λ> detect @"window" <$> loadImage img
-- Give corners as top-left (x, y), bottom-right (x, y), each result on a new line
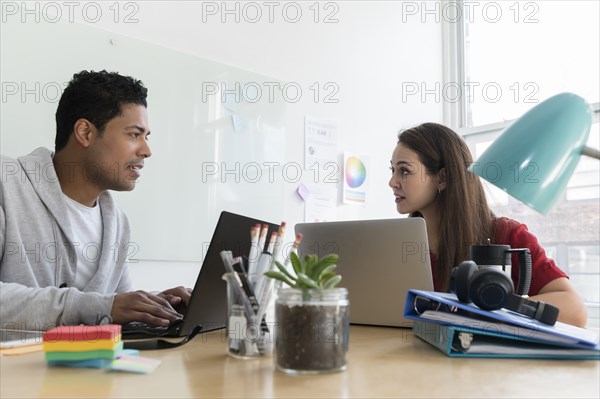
top-left (445, 0), bottom-right (600, 327)
top-left (464, 0), bottom-right (599, 127)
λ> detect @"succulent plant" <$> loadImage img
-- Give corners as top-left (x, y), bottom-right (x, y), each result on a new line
top-left (265, 252), bottom-right (342, 289)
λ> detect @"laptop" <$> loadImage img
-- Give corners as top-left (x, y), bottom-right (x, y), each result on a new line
top-left (122, 211), bottom-right (280, 341)
top-left (295, 217), bottom-right (433, 328)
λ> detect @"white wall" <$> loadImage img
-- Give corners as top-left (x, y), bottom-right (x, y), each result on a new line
top-left (1, 1), bottom-right (444, 291)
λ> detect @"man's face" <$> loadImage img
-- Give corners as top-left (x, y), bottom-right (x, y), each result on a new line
top-left (85, 103), bottom-right (152, 192)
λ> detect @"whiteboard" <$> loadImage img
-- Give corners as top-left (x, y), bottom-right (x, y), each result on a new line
top-left (0, 20), bottom-right (287, 261)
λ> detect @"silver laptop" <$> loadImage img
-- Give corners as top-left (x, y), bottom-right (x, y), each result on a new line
top-left (295, 218), bottom-right (433, 327)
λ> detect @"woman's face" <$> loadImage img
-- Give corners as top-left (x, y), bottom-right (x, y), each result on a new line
top-left (388, 143), bottom-right (440, 215)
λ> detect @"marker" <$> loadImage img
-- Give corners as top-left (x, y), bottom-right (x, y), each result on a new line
top-left (231, 258), bottom-right (270, 334)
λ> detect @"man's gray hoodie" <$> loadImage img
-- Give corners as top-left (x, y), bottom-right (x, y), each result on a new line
top-left (0, 148), bottom-right (133, 330)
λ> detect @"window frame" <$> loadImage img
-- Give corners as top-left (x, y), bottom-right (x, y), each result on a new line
top-left (442, 0), bottom-right (600, 326)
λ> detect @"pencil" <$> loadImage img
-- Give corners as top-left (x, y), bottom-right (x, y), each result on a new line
top-left (267, 232), bottom-right (278, 254)
top-left (272, 221), bottom-right (286, 262)
top-left (247, 225), bottom-right (260, 275)
top-left (257, 224), bottom-right (268, 253)
top-left (255, 233), bottom-right (304, 331)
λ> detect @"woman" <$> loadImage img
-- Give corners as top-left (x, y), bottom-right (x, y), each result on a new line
top-left (389, 122), bottom-right (587, 327)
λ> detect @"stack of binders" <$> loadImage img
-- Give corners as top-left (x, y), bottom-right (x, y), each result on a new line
top-left (404, 289), bottom-right (600, 359)
top-left (43, 325), bottom-right (124, 368)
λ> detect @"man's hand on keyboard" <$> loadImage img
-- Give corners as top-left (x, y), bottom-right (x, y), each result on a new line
top-left (158, 286), bottom-right (193, 314)
top-left (111, 290), bottom-right (184, 326)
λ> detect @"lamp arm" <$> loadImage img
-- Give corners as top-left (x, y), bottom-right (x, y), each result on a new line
top-left (582, 146), bottom-right (600, 160)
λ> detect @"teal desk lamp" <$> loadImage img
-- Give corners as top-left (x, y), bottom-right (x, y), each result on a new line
top-left (469, 92), bottom-right (598, 214)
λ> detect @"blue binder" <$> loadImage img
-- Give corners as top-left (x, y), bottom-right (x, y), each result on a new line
top-left (413, 319), bottom-right (600, 359)
top-left (404, 290), bottom-right (600, 359)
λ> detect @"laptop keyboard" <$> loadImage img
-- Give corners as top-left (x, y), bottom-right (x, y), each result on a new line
top-left (121, 319), bottom-right (184, 339)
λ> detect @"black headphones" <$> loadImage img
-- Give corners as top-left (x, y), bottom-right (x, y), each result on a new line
top-left (450, 260), bottom-right (559, 326)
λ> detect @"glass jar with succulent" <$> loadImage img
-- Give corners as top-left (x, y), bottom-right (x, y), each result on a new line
top-left (265, 252), bottom-right (349, 374)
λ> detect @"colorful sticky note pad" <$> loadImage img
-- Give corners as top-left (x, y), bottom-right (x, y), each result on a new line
top-left (44, 342), bottom-right (124, 362)
top-left (47, 358), bottom-right (112, 369)
top-left (43, 325), bottom-right (121, 343)
top-left (43, 339), bottom-right (121, 352)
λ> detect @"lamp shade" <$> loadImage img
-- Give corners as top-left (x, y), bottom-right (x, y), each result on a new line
top-left (468, 93), bottom-right (592, 214)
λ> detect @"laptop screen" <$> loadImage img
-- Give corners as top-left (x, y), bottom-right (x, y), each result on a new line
top-left (180, 211), bottom-right (281, 335)
top-left (295, 217), bottom-right (433, 327)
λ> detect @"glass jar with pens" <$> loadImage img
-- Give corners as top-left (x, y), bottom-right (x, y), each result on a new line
top-left (221, 253), bottom-right (278, 358)
top-left (222, 271), bottom-right (275, 358)
top-left (219, 222), bottom-right (287, 358)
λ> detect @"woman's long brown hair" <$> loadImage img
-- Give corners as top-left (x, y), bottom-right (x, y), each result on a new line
top-left (398, 123), bottom-right (494, 291)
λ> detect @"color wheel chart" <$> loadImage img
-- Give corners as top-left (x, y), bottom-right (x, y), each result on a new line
top-left (343, 154), bottom-right (369, 205)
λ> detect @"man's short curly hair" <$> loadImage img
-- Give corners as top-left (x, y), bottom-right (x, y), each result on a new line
top-left (55, 70), bottom-right (148, 152)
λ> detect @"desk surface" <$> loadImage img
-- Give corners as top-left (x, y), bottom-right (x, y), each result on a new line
top-left (1, 326), bottom-right (598, 398)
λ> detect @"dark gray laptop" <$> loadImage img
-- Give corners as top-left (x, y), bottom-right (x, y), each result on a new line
top-left (122, 211), bottom-right (279, 341)
top-left (295, 217), bottom-right (433, 327)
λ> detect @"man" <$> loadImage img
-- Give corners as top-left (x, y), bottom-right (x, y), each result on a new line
top-left (0, 70), bottom-right (190, 330)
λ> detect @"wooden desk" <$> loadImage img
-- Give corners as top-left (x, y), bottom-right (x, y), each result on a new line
top-left (1, 326), bottom-right (598, 398)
